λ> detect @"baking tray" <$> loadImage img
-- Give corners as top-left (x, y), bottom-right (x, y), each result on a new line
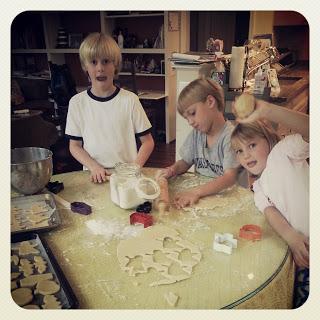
top-left (11, 193), bottom-right (61, 234)
top-left (11, 233), bottom-right (79, 309)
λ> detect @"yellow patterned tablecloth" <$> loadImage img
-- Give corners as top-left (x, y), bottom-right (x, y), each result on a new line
top-left (40, 168), bottom-right (294, 309)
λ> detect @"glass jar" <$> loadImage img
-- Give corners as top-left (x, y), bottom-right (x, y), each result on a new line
top-left (114, 162), bottom-right (141, 179)
top-left (110, 163), bottom-right (160, 210)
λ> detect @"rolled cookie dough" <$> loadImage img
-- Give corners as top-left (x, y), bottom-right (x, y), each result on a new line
top-left (234, 93), bottom-right (255, 119)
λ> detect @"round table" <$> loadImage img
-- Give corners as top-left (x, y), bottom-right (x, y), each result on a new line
top-left (42, 168), bottom-right (294, 309)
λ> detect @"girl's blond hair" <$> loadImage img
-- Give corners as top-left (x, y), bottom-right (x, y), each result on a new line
top-left (231, 120), bottom-right (280, 152)
top-left (79, 33), bottom-right (122, 75)
top-left (177, 77), bottom-right (225, 115)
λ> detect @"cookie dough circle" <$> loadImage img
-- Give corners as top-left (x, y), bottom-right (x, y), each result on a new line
top-left (12, 287), bottom-right (33, 306)
top-left (234, 93), bottom-right (255, 119)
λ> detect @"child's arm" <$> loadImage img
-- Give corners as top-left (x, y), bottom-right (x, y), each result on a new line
top-left (159, 159), bottom-right (192, 179)
top-left (236, 98), bottom-right (309, 141)
top-left (264, 206), bottom-right (309, 268)
top-left (174, 168), bottom-right (237, 209)
top-left (135, 133), bottom-right (154, 167)
top-left (69, 140), bottom-right (110, 183)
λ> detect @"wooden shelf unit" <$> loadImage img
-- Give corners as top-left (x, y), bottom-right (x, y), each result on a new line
top-left (11, 11), bottom-right (189, 143)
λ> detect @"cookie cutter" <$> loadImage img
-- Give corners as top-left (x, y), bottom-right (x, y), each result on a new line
top-left (130, 212), bottom-right (153, 228)
top-left (239, 224), bottom-right (262, 241)
top-left (213, 233), bottom-right (238, 255)
top-left (70, 202), bottom-right (92, 215)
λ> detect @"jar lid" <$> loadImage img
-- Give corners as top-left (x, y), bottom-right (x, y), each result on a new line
top-left (135, 177), bottom-right (160, 200)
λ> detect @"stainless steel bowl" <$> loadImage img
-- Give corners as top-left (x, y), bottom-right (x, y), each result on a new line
top-left (11, 147), bottom-right (53, 195)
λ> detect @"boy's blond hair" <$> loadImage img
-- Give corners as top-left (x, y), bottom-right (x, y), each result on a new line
top-left (79, 33), bottom-right (122, 75)
top-left (231, 120), bottom-right (280, 152)
top-left (177, 77), bottom-right (225, 115)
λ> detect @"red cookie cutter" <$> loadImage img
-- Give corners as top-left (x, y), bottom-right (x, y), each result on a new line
top-left (130, 212), bottom-right (153, 228)
top-left (239, 224), bottom-right (262, 241)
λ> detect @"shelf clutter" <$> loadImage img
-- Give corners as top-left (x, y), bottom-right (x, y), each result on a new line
top-left (170, 52), bottom-right (216, 65)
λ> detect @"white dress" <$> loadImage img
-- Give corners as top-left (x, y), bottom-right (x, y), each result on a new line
top-left (253, 134), bottom-right (309, 237)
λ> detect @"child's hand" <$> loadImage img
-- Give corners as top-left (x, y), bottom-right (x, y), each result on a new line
top-left (89, 163), bottom-right (110, 184)
top-left (158, 166), bottom-right (176, 179)
top-left (173, 189), bottom-right (201, 209)
top-left (232, 98), bottom-right (266, 123)
top-left (286, 229), bottom-right (309, 268)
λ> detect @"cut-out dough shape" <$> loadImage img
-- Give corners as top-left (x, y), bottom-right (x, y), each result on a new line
top-left (16, 241), bottom-right (40, 256)
top-left (11, 281), bottom-right (18, 291)
top-left (117, 225), bottom-right (201, 286)
top-left (19, 258), bottom-right (34, 277)
top-left (20, 273), bottom-right (53, 288)
top-left (11, 287), bottom-right (33, 306)
top-left (164, 291), bottom-right (179, 307)
top-left (35, 280), bottom-right (60, 295)
top-left (11, 255), bottom-right (19, 266)
top-left (34, 256), bottom-right (47, 273)
top-left (11, 272), bottom-right (21, 280)
top-left (42, 295), bottom-right (62, 309)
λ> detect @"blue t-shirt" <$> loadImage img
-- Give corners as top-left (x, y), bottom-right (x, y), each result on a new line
top-left (179, 121), bottom-right (239, 177)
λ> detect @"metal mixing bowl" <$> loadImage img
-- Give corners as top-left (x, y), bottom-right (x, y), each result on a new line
top-left (11, 147), bottom-right (53, 195)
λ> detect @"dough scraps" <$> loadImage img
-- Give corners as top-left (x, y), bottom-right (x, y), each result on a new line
top-left (164, 291), bottom-right (179, 307)
top-left (11, 287), bottom-right (33, 306)
top-left (42, 295), bottom-right (62, 309)
top-left (117, 225), bottom-right (201, 286)
top-left (35, 280), bottom-right (60, 295)
top-left (181, 186), bottom-right (254, 218)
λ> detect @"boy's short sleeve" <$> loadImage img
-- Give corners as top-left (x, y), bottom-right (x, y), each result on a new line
top-left (65, 95), bottom-right (82, 138)
top-left (132, 94), bottom-right (152, 135)
top-left (179, 131), bottom-right (196, 165)
top-left (222, 133), bottom-right (239, 170)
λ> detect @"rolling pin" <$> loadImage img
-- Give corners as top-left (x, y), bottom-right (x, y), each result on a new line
top-left (154, 172), bottom-right (170, 214)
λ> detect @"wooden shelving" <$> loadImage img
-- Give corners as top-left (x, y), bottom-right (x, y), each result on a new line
top-left (11, 10), bottom-right (187, 143)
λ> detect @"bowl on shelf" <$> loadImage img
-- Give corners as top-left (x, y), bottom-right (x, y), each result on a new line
top-left (11, 147), bottom-right (53, 195)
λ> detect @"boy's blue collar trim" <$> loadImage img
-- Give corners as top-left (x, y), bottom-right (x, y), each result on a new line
top-left (87, 86), bottom-right (120, 102)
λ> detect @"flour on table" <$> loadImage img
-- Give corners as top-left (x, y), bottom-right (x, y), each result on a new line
top-left (170, 173), bottom-right (254, 218)
top-left (86, 218), bottom-right (144, 242)
top-left (117, 225), bottom-right (201, 286)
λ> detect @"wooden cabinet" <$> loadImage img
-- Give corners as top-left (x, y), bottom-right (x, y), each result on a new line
top-left (11, 11), bottom-right (186, 143)
top-left (273, 11), bottom-right (308, 26)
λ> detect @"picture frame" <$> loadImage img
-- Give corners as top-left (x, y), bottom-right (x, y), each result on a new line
top-left (68, 33), bottom-right (83, 49)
